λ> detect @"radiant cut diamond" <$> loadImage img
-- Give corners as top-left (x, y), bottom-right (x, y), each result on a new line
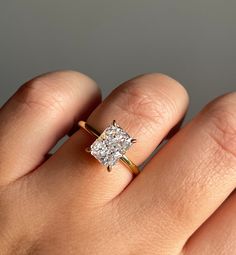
top-left (90, 121), bottom-right (134, 169)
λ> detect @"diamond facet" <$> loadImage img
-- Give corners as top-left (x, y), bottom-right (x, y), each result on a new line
top-left (90, 121), bottom-right (134, 168)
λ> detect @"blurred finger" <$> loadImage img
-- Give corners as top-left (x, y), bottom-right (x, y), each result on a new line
top-left (116, 92), bottom-right (236, 254)
top-left (183, 190), bottom-right (236, 255)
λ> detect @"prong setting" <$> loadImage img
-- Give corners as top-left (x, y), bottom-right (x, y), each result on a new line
top-left (112, 120), bottom-right (118, 127)
top-left (90, 120), bottom-right (135, 170)
top-left (107, 165), bottom-right (112, 172)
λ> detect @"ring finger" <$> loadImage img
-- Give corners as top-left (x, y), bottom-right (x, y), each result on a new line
top-left (37, 73), bottom-right (189, 204)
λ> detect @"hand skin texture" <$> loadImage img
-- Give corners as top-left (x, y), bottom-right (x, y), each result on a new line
top-left (0, 71), bottom-right (235, 255)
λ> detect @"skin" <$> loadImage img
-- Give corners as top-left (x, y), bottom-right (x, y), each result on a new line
top-left (0, 70), bottom-right (235, 255)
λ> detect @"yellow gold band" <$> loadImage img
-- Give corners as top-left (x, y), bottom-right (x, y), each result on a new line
top-left (78, 121), bottom-right (140, 176)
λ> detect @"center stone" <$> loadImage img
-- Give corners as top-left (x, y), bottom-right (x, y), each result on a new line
top-left (90, 121), bottom-right (134, 168)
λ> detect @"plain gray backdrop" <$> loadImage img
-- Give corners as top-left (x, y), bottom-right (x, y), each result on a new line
top-left (0, 1), bottom-right (235, 120)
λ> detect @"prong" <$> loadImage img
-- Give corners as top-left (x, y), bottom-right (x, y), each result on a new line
top-left (107, 165), bottom-right (112, 172)
top-left (131, 138), bottom-right (137, 143)
top-left (112, 120), bottom-right (118, 127)
top-left (85, 147), bottom-right (91, 153)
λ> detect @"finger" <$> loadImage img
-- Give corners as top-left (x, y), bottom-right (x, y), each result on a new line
top-left (0, 70), bottom-right (101, 185)
top-left (116, 92), bottom-right (236, 254)
top-left (183, 190), bottom-right (236, 255)
top-left (39, 73), bottom-right (189, 205)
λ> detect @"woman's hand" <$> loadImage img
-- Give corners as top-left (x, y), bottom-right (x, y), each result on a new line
top-left (0, 71), bottom-right (235, 255)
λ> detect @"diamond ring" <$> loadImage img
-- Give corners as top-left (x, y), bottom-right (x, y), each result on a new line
top-left (78, 120), bottom-right (140, 176)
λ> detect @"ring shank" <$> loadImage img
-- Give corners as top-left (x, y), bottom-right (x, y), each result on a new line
top-left (78, 121), bottom-right (140, 176)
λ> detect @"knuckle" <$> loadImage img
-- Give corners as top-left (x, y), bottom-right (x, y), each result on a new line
top-left (202, 92), bottom-right (236, 159)
top-left (16, 78), bottom-right (65, 113)
top-left (14, 70), bottom-right (89, 114)
top-left (114, 75), bottom-right (179, 133)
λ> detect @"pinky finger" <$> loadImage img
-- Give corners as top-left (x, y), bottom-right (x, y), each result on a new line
top-left (183, 190), bottom-right (236, 255)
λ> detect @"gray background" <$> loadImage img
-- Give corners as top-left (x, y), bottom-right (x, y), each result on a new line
top-left (0, 0), bottom-right (235, 120)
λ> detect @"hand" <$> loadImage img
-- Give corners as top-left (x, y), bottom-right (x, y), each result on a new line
top-left (0, 71), bottom-right (235, 255)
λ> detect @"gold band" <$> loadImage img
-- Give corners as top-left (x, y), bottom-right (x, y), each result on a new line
top-left (78, 121), bottom-right (140, 176)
